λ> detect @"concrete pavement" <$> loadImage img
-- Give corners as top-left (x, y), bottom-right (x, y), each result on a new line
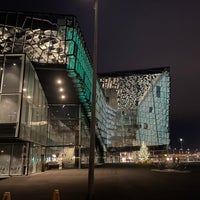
top-left (0, 165), bottom-right (200, 200)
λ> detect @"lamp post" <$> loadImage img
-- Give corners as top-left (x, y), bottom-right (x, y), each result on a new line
top-left (87, 0), bottom-right (98, 199)
top-left (179, 138), bottom-right (183, 153)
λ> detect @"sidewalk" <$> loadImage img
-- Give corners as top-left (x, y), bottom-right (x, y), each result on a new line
top-left (1, 166), bottom-right (200, 200)
top-left (0, 175), bottom-right (9, 180)
top-left (151, 168), bottom-right (191, 173)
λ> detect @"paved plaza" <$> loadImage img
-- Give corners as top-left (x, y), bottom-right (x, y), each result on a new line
top-left (0, 165), bottom-right (200, 200)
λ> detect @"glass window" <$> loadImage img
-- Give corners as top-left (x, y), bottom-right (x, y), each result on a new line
top-left (20, 56), bottom-right (48, 144)
top-left (20, 99), bottom-right (32, 140)
top-left (144, 123), bottom-right (148, 129)
top-left (10, 143), bottom-right (24, 175)
top-left (149, 107), bottom-right (153, 113)
top-left (2, 56), bottom-right (22, 93)
top-left (0, 56), bottom-right (3, 91)
top-left (156, 86), bottom-right (161, 98)
top-left (48, 105), bottom-right (79, 146)
top-left (0, 144), bottom-right (12, 175)
top-left (0, 94), bottom-right (20, 123)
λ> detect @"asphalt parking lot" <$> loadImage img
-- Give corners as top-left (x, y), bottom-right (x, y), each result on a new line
top-left (1, 165), bottom-right (200, 200)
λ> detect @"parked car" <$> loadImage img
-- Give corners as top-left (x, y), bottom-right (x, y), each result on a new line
top-left (46, 161), bottom-right (59, 170)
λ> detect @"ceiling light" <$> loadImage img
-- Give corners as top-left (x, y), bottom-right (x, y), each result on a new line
top-left (57, 79), bottom-right (62, 84)
top-left (61, 95), bottom-right (66, 99)
top-left (59, 88), bottom-right (64, 92)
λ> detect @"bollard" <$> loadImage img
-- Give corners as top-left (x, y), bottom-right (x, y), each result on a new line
top-left (52, 189), bottom-right (60, 200)
top-left (2, 192), bottom-right (11, 200)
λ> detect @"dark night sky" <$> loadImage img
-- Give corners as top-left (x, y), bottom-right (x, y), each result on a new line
top-left (1, 0), bottom-right (200, 150)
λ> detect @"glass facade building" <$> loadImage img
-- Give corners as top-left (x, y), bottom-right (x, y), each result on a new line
top-left (0, 54), bottom-right (48, 175)
top-left (98, 69), bottom-right (170, 146)
top-left (0, 11), bottom-right (170, 175)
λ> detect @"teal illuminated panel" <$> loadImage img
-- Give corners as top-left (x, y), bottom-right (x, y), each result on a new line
top-left (68, 41), bottom-right (76, 55)
top-left (67, 27), bottom-right (74, 40)
top-left (68, 56), bottom-right (76, 70)
top-left (66, 26), bottom-right (93, 119)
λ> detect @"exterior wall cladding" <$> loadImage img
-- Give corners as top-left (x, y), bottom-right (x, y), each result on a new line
top-left (0, 11), bottom-right (170, 176)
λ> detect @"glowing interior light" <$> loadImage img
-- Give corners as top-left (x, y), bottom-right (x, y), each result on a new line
top-left (61, 95), bottom-right (66, 99)
top-left (0, 68), bottom-right (3, 71)
top-left (23, 88), bottom-right (27, 91)
top-left (13, 63), bottom-right (16, 66)
top-left (57, 79), bottom-right (62, 84)
top-left (27, 95), bottom-right (31, 99)
top-left (52, 154), bottom-right (56, 158)
top-left (59, 88), bottom-right (64, 92)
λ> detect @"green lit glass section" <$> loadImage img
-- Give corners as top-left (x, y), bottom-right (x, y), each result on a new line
top-left (66, 26), bottom-right (93, 118)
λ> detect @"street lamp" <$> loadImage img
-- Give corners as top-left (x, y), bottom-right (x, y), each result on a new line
top-left (179, 138), bottom-right (183, 153)
top-left (87, 0), bottom-right (98, 199)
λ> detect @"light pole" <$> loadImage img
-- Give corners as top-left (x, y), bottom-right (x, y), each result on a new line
top-left (179, 138), bottom-right (183, 153)
top-left (87, 0), bottom-right (98, 199)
